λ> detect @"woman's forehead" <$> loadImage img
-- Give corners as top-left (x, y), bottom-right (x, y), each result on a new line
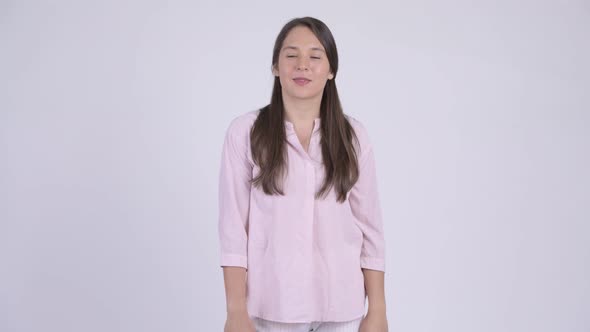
top-left (282, 27), bottom-right (324, 51)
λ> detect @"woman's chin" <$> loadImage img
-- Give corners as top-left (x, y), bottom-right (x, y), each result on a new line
top-left (285, 91), bottom-right (322, 101)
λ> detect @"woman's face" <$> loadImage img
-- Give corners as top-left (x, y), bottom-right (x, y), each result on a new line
top-left (272, 26), bottom-right (334, 102)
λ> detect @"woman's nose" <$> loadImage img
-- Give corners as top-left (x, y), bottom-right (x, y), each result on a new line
top-left (296, 59), bottom-right (310, 71)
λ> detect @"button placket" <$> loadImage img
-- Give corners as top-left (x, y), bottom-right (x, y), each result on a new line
top-left (284, 118), bottom-right (320, 162)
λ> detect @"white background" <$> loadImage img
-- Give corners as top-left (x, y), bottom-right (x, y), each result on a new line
top-left (1, 0), bottom-right (589, 331)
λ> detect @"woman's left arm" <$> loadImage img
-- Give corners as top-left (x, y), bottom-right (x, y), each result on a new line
top-left (363, 268), bottom-right (386, 315)
top-left (348, 121), bottom-right (388, 331)
top-left (361, 268), bottom-right (388, 331)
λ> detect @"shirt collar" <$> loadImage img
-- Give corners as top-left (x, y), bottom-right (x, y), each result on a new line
top-left (284, 117), bottom-right (321, 135)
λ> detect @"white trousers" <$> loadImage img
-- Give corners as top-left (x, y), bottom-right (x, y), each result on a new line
top-left (251, 315), bottom-right (364, 332)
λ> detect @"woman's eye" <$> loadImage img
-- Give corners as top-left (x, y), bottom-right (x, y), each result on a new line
top-left (286, 55), bottom-right (320, 59)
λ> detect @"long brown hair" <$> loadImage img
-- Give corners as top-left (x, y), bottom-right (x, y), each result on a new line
top-left (250, 17), bottom-right (360, 203)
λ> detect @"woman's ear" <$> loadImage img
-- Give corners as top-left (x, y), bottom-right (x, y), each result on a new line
top-left (271, 64), bottom-right (279, 77)
top-left (328, 72), bottom-right (334, 80)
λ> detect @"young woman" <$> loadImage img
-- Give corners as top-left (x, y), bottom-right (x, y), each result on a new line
top-left (218, 17), bottom-right (388, 332)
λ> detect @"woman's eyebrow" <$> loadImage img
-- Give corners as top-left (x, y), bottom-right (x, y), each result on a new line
top-left (282, 45), bottom-right (326, 53)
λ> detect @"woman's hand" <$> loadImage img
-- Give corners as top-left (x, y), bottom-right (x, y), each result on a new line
top-left (224, 309), bottom-right (256, 332)
top-left (359, 311), bottom-right (388, 332)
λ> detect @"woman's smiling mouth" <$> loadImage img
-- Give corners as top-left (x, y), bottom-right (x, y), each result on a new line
top-left (293, 78), bottom-right (311, 86)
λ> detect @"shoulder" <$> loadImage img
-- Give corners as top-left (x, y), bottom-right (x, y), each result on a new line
top-left (225, 109), bottom-right (259, 137)
top-left (345, 114), bottom-right (373, 152)
top-left (221, 110), bottom-right (259, 164)
top-left (223, 109), bottom-right (261, 149)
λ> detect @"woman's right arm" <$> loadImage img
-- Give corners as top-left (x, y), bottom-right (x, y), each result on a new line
top-left (222, 267), bottom-right (255, 332)
top-left (218, 119), bottom-right (255, 331)
top-left (223, 267), bottom-right (247, 313)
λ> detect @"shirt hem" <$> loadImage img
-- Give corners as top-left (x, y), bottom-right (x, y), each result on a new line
top-left (248, 309), bottom-right (366, 324)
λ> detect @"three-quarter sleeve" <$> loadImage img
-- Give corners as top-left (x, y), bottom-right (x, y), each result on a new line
top-left (218, 120), bottom-right (252, 270)
top-left (348, 128), bottom-right (386, 272)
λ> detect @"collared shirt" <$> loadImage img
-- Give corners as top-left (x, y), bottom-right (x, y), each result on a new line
top-left (218, 109), bottom-right (386, 323)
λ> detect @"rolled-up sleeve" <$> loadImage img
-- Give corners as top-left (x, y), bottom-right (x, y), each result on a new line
top-left (349, 130), bottom-right (386, 272)
top-left (218, 120), bottom-right (252, 270)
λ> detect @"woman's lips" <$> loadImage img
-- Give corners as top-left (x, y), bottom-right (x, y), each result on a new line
top-left (293, 78), bottom-right (311, 86)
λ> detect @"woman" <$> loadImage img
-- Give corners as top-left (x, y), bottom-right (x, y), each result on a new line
top-left (218, 17), bottom-right (388, 332)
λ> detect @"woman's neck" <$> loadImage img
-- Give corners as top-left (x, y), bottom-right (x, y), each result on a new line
top-left (282, 93), bottom-right (322, 124)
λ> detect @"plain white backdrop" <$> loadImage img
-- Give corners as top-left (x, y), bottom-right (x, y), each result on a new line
top-left (1, 1), bottom-right (589, 331)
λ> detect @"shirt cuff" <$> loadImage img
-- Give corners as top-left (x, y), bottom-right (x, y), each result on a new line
top-left (220, 253), bottom-right (248, 269)
top-left (360, 256), bottom-right (385, 272)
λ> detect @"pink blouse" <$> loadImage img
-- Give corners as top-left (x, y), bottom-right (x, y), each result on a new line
top-left (218, 109), bottom-right (386, 323)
